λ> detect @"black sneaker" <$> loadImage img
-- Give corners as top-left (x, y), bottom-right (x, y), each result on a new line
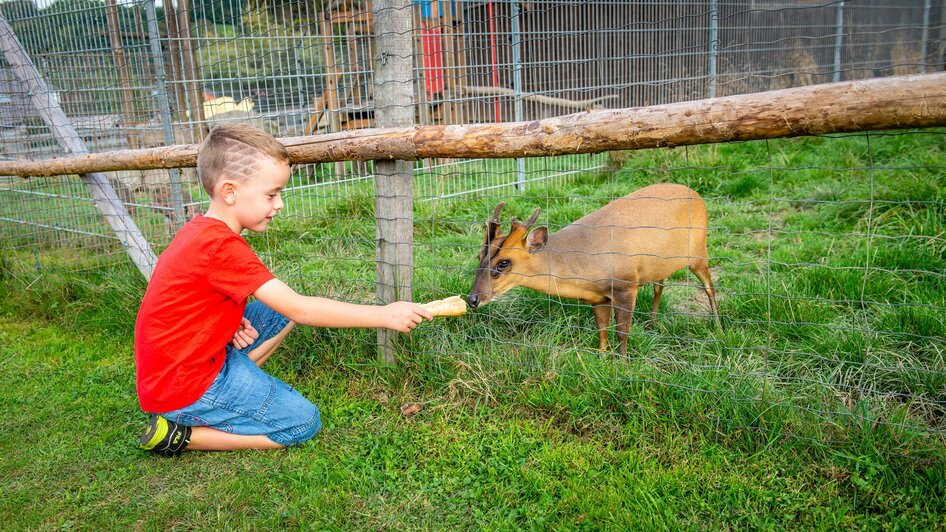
top-left (138, 414), bottom-right (192, 457)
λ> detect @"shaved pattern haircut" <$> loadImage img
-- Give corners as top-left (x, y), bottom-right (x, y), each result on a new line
top-left (197, 123), bottom-right (290, 196)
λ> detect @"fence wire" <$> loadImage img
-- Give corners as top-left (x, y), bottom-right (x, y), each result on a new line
top-left (0, 0), bottom-right (944, 449)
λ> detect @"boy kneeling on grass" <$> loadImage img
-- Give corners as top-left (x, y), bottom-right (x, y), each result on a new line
top-left (135, 123), bottom-right (432, 456)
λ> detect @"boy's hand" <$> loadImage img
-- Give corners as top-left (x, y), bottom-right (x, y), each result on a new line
top-left (231, 318), bottom-right (260, 349)
top-left (382, 301), bottom-right (433, 333)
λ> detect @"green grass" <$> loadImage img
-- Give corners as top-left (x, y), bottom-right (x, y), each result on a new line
top-left (1, 316), bottom-right (943, 529)
top-left (2, 130), bottom-right (946, 528)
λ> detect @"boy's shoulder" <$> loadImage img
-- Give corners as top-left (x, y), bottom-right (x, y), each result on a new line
top-left (161, 216), bottom-right (246, 261)
top-left (174, 215), bottom-right (236, 243)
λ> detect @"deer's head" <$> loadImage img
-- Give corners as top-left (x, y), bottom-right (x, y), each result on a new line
top-left (467, 202), bottom-right (548, 309)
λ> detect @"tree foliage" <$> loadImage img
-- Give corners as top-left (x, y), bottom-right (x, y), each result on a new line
top-left (190, 0), bottom-right (245, 25)
top-left (1, 0), bottom-right (144, 56)
top-left (197, 2), bottom-right (324, 106)
top-left (0, 0), bottom-right (326, 114)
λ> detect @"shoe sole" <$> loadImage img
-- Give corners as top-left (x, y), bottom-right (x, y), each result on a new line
top-left (139, 415), bottom-right (170, 450)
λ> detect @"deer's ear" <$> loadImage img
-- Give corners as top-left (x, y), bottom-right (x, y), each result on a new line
top-left (526, 226), bottom-right (548, 253)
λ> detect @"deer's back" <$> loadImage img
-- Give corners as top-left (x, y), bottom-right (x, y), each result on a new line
top-left (549, 183), bottom-right (709, 282)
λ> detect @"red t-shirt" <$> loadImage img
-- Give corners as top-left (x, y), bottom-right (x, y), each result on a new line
top-left (134, 215), bottom-right (275, 413)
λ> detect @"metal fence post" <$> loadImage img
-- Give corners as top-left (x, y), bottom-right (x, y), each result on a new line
top-left (833, 0), bottom-right (845, 83)
top-left (940, 0), bottom-right (946, 71)
top-left (511, 0), bottom-right (526, 190)
top-left (372, 0), bottom-right (416, 364)
top-left (920, 0), bottom-right (931, 74)
top-left (293, 42), bottom-right (307, 114)
top-left (143, 0), bottom-right (186, 225)
top-left (708, 0), bottom-right (718, 98)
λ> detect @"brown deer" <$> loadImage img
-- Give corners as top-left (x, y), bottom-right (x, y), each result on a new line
top-left (467, 183), bottom-right (722, 356)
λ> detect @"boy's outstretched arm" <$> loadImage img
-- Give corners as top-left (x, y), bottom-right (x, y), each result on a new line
top-left (253, 278), bottom-right (432, 333)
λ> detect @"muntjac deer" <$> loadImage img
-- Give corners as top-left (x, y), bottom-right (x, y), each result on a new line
top-left (467, 183), bottom-right (722, 356)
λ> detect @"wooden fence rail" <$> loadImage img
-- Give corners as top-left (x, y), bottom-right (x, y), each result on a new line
top-left (2, 72), bottom-right (945, 179)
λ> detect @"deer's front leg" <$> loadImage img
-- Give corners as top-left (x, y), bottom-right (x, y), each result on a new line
top-left (592, 303), bottom-right (612, 351)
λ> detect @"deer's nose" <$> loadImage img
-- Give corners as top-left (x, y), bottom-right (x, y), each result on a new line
top-left (467, 294), bottom-right (481, 309)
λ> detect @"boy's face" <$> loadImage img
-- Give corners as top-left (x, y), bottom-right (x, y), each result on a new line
top-left (228, 157), bottom-right (291, 233)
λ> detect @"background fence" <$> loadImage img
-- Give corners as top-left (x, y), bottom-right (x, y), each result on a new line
top-left (1, 1), bottom-right (943, 229)
top-left (1, 0), bottom-right (945, 450)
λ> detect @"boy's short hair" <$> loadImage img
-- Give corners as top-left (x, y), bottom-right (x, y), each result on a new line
top-left (196, 123), bottom-right (290, 196)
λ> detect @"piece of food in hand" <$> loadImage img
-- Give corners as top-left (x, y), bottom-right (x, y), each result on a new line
top-left (421, 295), bottom-right (468, 317)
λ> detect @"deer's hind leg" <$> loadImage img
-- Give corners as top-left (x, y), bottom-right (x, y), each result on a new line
top-left (689, 258), bottom-right (722, 332)
top-left (612, 285), bottom-right (639, 358)
top-left (648, 281), bottom-right (665, 327)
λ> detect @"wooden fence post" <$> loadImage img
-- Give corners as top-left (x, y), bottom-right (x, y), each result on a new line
top-left (372, 0), bottom-right (416, 364)
top-left (0, 14), bottom-right (157, 279)
top-left (104, 0), bottom-right (139, 148)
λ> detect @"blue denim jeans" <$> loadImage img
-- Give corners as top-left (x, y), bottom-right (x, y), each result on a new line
top-left (161, 301), bottom-right (321, 446)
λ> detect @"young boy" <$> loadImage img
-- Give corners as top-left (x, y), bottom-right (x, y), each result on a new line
top-left (135, 123), bottom-right (431, 455)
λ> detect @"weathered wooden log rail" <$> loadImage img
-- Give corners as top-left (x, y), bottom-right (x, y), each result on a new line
top-left (2, 72), bottom-right (945, 178)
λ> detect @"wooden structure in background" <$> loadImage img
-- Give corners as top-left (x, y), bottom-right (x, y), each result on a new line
top-left (309, 1), bottom-right (374, 138)
top-left (104, 0), bottom-right (139, 148)
top-left (163, 0), bottom-right (206, 142)
top-left (311, 1), bottom-right (376, 176)
top-left (306, 0), bottom-right (621, 140)
top-left (307, 0), bottom-right (474, 135)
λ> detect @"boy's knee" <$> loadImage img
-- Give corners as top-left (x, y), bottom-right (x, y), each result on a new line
top-left (294, 403), bottom-right (322, 443)
top-left (277, 401), bottom-right (321, 446)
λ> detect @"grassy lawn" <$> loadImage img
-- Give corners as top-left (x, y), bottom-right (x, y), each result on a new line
top-left (1, 131), bottom-right (945, 528)
top-left (1, 316), bottom-right (942, 529)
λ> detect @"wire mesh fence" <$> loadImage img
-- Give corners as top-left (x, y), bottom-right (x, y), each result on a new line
top-left (399, 129), bottom-right (946, 448)
top-left (0, 0), bottom-right (945, 451)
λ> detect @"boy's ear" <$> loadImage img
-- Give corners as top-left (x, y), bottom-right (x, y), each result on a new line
top-left (218, 180), bottom-right (237, 205)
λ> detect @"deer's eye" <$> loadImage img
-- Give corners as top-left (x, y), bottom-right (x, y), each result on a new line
top-left (491, 259), bottom-right (511, 278)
